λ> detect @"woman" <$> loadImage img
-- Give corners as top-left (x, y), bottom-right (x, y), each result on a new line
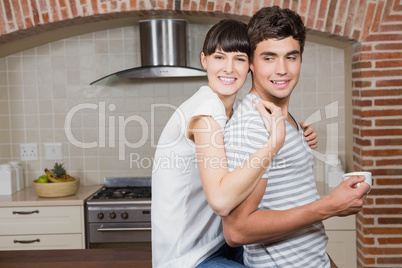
top-left (151, 19), bottom-right (317, 268)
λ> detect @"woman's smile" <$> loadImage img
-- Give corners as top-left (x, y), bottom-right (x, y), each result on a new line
top-left (219, 76), bottom-right (237, 84)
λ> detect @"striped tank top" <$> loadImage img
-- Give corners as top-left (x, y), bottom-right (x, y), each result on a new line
top-left (224, 93), bottom-right (330, 268)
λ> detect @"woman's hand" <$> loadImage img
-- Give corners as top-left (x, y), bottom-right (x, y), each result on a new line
top-left (299, 122), bottom-right (318, 149)
top-left (253, 99), bottom-right (286, 150)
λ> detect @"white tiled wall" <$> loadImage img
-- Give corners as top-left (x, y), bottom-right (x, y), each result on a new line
top-left (291, 41), bottom-right (346, 186)
top-left (0, 23), bottom-right (345, 187)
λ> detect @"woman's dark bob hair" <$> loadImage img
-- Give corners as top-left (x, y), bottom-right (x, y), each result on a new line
top-left (202, 19), bottom-right (250, 57)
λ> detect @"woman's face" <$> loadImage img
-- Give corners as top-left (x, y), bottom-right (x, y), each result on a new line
top-left (201, 48), bottom-right (249, 98)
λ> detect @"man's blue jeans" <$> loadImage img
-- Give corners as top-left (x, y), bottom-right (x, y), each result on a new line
top-left (196, 243), bottom-right (245, 267)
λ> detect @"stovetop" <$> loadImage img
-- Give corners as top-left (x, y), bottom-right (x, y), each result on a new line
top-left (86, 177), bottom-right (151, 204)
top-left (90, 186), bottom-right (151, 200)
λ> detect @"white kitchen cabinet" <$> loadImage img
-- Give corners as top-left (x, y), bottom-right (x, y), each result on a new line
top-left (0, 205), bottom-right (85, 250)
top-left (324, 215), bottom-right (357, 268)
top-left (0, 185), bottom-right (102, 251)
top-left (0, 234), bottom-right (82, 250)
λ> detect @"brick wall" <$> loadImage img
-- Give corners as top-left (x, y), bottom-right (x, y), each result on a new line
top-left (0, 0), bottom-right (401, 267)
top-left (351, 1), bottom-right (402, 264)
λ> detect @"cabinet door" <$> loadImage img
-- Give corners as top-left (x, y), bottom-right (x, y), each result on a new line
top-left (0, 206), bottom-right (82, 235)
top-left (0, 234), bottom-right (83, 250)
top-left (326, 230), bottom-right (357, 268)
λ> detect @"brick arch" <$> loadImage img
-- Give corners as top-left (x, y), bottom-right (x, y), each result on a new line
top-left (0, 0), bottom-right (384, 45)
top-left (1, 1), bottom-right (401, 267)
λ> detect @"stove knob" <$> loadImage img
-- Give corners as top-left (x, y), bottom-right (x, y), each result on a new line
top-left (110, 212), bottom-right (116, 219)
top-left (97, 213), bottom-right (104, 219)
top-left (121, 212), bottom-right (129, 220)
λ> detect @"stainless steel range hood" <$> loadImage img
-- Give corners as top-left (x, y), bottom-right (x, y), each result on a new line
top-left (90, 19), bottom-right (206, 85)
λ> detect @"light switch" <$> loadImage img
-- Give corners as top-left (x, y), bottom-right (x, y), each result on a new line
top-left (45, 143), bottom-right (63, 160)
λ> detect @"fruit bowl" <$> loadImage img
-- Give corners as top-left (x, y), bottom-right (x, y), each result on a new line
top-left (33, 178), bottom-right (80, 198)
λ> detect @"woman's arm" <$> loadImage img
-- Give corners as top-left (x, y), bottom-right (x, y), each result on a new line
top-left (189, 100), bottom-right (286, 217)
top-left (189, 101), bottom-right (319, 217)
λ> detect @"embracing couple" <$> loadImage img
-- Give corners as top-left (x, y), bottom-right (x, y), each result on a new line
top-left (152, 6), bottom-right (369, 268)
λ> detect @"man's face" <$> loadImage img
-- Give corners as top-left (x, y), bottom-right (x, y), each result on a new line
top-left (250, 37), bottom-right (302, 104)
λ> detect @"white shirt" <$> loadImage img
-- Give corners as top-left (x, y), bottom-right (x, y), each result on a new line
top-left (152, 86), bottom-right (228, 268)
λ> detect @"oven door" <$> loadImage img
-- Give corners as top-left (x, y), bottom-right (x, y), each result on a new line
top-left (88, 222), bottom-right (151, 249)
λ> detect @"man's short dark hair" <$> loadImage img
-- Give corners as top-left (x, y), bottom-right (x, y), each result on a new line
top-left (247, 6), bottom-right (306, 60)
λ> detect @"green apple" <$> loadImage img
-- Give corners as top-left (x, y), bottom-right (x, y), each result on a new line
top-left (37, 175), bottom-right (49, 183)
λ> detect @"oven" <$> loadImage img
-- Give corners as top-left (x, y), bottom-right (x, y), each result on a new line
top-left (85, 177), bottom-right (151, 249)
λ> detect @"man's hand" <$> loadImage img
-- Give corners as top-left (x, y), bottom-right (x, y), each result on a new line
top-left (300, 122), bottom-right (318, 149)
top-left (324, 175), bottom-right (369, 217)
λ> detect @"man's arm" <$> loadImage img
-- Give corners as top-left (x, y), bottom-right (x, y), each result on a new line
top-left (222, 175), bottom-right (369, 247)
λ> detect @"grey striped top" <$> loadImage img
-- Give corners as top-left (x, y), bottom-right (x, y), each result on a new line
top-left (224, 93), bottom-right (330, 268)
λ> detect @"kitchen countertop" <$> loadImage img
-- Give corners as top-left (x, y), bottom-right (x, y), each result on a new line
top-left (0, 184), bottom-right (103, 207)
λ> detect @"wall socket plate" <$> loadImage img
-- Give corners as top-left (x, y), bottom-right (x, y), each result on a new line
top-left (20, 143), bottom-right (38, 161)
top-left (45, 143), bottom-right (63, 160)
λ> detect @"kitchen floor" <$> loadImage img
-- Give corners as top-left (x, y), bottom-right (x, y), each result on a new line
top-left (0, 248), bottom-right (152, 268)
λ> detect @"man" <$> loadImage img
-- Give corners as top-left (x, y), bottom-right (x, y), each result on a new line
top-left (223, 6), bottom-right (369, 267)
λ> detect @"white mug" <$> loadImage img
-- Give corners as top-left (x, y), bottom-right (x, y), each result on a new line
top-left (342, 172), bottom-right (372, 192)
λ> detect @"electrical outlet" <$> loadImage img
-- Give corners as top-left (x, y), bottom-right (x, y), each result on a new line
top-left (20, 143), bottom-right (38, 161)
top-left (45, 143), bottom-right (62, 160)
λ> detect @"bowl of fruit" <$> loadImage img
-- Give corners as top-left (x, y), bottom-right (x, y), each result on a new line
top-left (33, 163), bottom-right (80, 198)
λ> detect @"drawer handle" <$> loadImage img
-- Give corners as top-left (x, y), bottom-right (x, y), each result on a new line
top-left (14, 239), bottom-right (40, 244)
top-left (12, 210), bottom-right (39, 215)
top-left (98, 227), bottom-right (152, 232)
